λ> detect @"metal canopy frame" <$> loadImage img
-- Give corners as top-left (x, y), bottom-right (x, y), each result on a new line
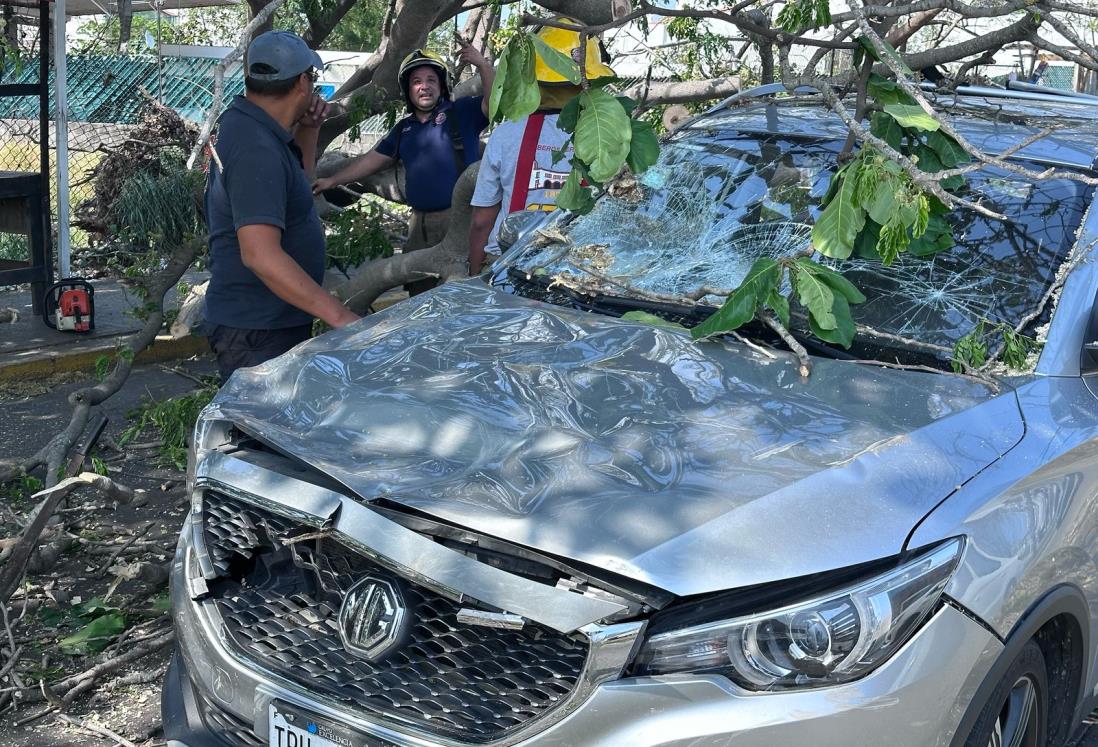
top-left (0, 0), bottom-right (53, 315)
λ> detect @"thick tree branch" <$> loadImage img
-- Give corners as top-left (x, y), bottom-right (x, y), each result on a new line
top-left (333, 164), bottom-right (480, 311)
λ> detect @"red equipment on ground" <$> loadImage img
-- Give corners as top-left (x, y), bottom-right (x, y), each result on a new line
top-left (43, 279), bottom-right (95, 333)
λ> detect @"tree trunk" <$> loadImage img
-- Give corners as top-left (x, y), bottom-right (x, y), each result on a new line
top-left (333, 163), bottom-right (480, 313)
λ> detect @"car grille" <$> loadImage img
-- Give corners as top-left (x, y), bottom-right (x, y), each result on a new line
top-left (201, 491), bottom-right (590, 744)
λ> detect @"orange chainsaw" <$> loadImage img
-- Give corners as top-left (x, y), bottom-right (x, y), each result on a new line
top-left (43, 279), bottom-right (95, 333)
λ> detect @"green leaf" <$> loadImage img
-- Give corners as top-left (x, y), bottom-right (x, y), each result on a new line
top-left (794, 263), bottom-right (837, 330)
top-left (883, 103), bottom-right (940, 132)
top-left (616, 96), bottom-right (638, 116)
top-left (488, 45), bottom-right (509, 123)
top-left (59, 612), bottom-right (126, 655)
top-left (812, 171), bottom-right (866, 259)
top-left (926, 130), bottom-right (970, 167)
top-left (858, 36), bottom-right (913, 76)
top-left (867, 74), bottom-right (904, 106)
top-left (941, 174), bottom-right (965, 191)
top-left (876, 218), bottom-right (910, 265)
top-left (620, 310), bottom-right (686, 330)
top-left (867, 179), bottom-right (898, 226)
top-left (913, 144), bottom-right (943, 173)
top-left (912, 194), bottom-right (930, 237)
top-left (870, 111), bottom-right (904, 151)
top-left (854, 220), bottom-right (883, 258)
top-left (952, 323), bottom-right (988, 372)
top-left (796, 258), bottom-right (866, 304)
top-left (530, 33), bottom-right (582, 84)
top-left (494, 37), bottom-right (541, 123)
top-left (557, 169), bottom-right (595, 212)
top-left (1001, 327), bottom-right (1039, 370)
top-left (765, 289), bottom-right (791, 327)
top-left (691, 258), bottom-right (781, 339)
top-left (808, 294), bottom-right (856, 348)
top-left (856, 36), bottom-right (880, 62)
top-left (626, 120), bottom-right (660, 174)
top-left (573, 88), bottom-right (633, 183)
top-left (558, 95), bottom-right (581, 133)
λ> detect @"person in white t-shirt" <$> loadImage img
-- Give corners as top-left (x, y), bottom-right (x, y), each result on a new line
top-left (468, 23), bottom-right (615, 275)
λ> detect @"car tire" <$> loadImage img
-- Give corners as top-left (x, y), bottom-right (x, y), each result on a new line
top-left (964, 639), bottom-right (1048, 747)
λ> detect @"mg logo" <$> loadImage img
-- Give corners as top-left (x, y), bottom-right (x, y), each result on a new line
top-left (337, 575), bottom-right (408, 661)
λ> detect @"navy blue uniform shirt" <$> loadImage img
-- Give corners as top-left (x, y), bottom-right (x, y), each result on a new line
top-left (376, 96), bottom-right (488, 212)
top-left (204, 96), bottom-right (326, 330)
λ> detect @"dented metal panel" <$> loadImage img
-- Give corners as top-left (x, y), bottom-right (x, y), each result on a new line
top-left (209, 282), bottom-right (1023, 595)
top-left (195, 450), bottom-right (627, 632)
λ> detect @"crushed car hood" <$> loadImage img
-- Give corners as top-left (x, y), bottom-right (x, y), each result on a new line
top-left (211, 281), bottom-right (1024, 596)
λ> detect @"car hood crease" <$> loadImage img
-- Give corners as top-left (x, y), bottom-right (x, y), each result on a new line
top-left (210, 281), bottom-right (1025, 595)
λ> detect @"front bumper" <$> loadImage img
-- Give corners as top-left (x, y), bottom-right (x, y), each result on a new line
top-left (167, 513), bottom-right (1004, 747)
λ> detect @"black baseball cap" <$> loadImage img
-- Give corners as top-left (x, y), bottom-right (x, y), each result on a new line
top-left (246, 31), bottom-right (323, 81)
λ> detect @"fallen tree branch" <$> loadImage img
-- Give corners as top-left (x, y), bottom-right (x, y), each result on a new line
top-left (0, 473), bottom-right (147, 607)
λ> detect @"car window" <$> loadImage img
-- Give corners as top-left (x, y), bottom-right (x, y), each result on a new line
top-left (502, 132), bottom-right (1092, 358)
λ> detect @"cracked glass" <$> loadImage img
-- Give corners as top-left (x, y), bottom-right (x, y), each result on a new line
top-left (502, 132), bottom-right (1092, 361)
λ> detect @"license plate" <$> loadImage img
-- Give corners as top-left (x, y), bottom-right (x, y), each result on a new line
top-left (268, 702), bottom-right (398, 747)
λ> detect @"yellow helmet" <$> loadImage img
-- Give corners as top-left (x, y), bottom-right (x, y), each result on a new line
top-left (534, 20), bottom-right (615, 85)
top-left (398, 49), bottom-right (453, 107)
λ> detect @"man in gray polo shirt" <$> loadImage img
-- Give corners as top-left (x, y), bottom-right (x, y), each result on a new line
top-left (204, 30), bottom-right (359, 383)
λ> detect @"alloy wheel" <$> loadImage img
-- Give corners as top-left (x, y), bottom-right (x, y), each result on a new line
top-left (987, 674), bottom-right (1039, 747)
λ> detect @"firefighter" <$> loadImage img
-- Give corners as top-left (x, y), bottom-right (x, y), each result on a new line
top-left (314, 43), bottom-right (494, 294)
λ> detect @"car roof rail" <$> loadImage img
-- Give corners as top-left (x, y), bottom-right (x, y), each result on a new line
top-left (1005, 79), bottom-right (1098, 101)
top-left (919, 80), bottom-right (1098, 108)
top-left (704, 83), bottom-right (822, 115)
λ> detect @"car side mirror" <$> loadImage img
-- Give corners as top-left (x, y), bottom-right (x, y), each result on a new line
top-left (497, 210), bottom-right (550, 251)
top-left (1082, 289), bottom-right (1098, 374)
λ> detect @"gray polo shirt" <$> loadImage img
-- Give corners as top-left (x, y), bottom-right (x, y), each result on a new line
top-left (204, 96), bottom-right (325, 330)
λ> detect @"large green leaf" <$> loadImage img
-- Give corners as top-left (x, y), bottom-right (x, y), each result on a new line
top-left (854, 220), bottom-right (883, 258)
top-left (913, 144), bottom-right (943, 173)
top-left (529, 33), bottom-right (582, 84)
top-left (796, 258), bottom-right (866, 304)
top-left (926, 130), bottom-right (970, 168)
top-left (809, 294), bottom-right (856, 348)
top-left (60, 611), bottom-right (126, 655)
top-left (573, 88), bottom-right (632, 183)
top-left (870, 111), bottom-right (904, 150)
top-left (867, 178), bottom-right (898, 225)
top-left (494, 37), bottom-right (541, 123)
top-left (558, 95), bottom-right (581, 133)
top-left (883, 103), bottom-right (940, 132)
top-left (626, 120), bottom-right (660, 174)
top-left (765, 289), bottom-right (791, 327)
top-left (691, 258), bottom-right (781, 339)
top-left (556, 168), bottom-right (595, 212)
top-left (794, 263), bottom-right (837, 330)
top-left (488, 47), bottom-right (509, 123)
top-left (856, 36), bottom-right (913, 76)
top-left (812, 172), bottom-right (866, 259)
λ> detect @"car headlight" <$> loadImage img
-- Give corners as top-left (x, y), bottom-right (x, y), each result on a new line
top-left (631, 537), bottom-right (964, 691)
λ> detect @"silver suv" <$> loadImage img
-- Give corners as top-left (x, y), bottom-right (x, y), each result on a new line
top-left (165, 86), bottom-right (1098, 747)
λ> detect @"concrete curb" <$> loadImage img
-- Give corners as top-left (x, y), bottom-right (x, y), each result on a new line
top-left (0, 334), bottom-right (210, 383)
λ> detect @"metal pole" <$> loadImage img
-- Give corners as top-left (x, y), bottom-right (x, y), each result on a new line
top-left (54, 0), bottom-right (69, 277)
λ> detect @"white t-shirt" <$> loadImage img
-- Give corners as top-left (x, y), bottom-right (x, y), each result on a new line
top-left (470, 113), bottom-right (574, 253)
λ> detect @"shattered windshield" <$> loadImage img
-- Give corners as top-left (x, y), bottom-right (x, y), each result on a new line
top-left (500, 132), bottom-right (1092, 363)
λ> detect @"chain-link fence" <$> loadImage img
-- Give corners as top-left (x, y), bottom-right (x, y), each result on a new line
top-left (0, 42), bottom-right (392, 277)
